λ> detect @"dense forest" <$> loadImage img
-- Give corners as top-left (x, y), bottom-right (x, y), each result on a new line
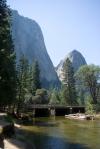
top-left (0, 0), bottom-right (100, 115)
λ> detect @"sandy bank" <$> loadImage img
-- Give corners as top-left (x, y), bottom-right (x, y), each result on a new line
top-left (4, 139), bottom-right (25, 149)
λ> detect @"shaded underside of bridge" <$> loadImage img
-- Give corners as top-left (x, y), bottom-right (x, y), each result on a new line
top-left (27, 105), bottom-right (85, 117)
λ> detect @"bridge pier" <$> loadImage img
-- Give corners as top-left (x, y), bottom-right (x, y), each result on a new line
top-left (50, 108), bottom-right (55, 116)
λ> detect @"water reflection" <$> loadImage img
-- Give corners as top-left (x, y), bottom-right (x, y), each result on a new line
top-left (33, 134), bottom-right (89, 149)
top-left (33, 120), bottom-right (59, 127)
top-left (22, 117), bottom-right (100, 149)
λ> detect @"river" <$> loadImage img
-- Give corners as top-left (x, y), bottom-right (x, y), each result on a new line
top-left (22, 116), bottom-right (100, 149)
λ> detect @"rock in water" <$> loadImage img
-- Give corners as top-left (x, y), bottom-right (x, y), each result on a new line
top-left (11, 10), bottom-right (60, 88)
top-left (56, 50), bottom-right (87, 81)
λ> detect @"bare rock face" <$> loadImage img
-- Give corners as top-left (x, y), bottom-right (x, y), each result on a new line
top-left (11, 10), bottom-right (60, 88)
top-left (56, 50), bottom-right (87, 81)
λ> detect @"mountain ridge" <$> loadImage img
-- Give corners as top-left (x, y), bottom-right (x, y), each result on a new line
top-left (11, 10), bottom-right (60, 88)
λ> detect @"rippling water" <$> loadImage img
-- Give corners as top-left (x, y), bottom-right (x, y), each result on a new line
top-left (22, 117), bottom-right (100, 149)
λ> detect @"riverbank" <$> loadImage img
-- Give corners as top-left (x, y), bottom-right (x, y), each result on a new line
top-left (1, 112), bottom-right (100, 149)
top-left (4, 138), bottom-right (25, 149)
top-left (14, 116), bottom-right (100, 149)
top-left (0, 113), bottom-right (34, 149)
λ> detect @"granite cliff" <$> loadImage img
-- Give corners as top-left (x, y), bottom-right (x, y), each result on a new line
top-left (56, 50), bottom-right (87, 81)
top-left (11, 10), bottom-right (60, 88)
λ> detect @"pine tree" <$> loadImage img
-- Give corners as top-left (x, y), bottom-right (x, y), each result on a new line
top-left (49, 89), bottom-right (60, 104)
top-left (32, 61), bottom-right (41, 94)
top-left (62, 58), bottom-right (77, 105)
top-left (28, 64), bottom-right (34, 94)
top-left (17, 55), bottom-right (29, 113)
top-left (0, 0), bottom-right (16, 107)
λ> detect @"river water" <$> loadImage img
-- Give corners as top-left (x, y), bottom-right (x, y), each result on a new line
top-left (22, 117), bottom-right (100, 149)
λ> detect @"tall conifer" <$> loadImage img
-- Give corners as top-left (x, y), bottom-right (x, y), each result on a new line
top-left (62, 58), bottom-right (77, 105)
top-left (17, 55), bottom-right (29, 112)
top-left (32, 61), bottom-right (41, 94)
top-left (0, 0), bottom-right (16, 106)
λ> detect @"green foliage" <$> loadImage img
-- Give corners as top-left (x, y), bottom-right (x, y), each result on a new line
top-left (75, 77), bottom-right (86, 105)
top-left (27, 60), bottom-right (41, 95)
top-left (0, 0), bottom-right (17, 106)
top-left (60, 86), bottom-right (69, 105)
top-left (85, 97), bottom-right (95, 115)
top-left (27, 88), bottom-right (49, 104)
top-left (76, 65), bottom-right (100, 104)
top-left (61, 58), bottom-right (77, 105)
top-left (35, 88), bottom-right (49, 104)
top-left (49, 89), bottom-right (60, 104)
top-left (16, 55), bottom-right (30, 112)
top-left (16, 57), bottom-right (42, 111)
top-left (36, 88), bottom-right (47, 96)
top-left (76, 97), bottom-right (82, 106)
top-left (95, 102), bottom-right (100, 113)
top-left (86, 102), bottom-right (94, 115)
top-left (31, 95), bottom-right (42, 104)
top-left (32, 61), bottom-right (41, 94)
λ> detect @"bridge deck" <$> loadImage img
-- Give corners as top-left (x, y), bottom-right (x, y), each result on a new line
top-left (27, 104), bottom-right (85, 109)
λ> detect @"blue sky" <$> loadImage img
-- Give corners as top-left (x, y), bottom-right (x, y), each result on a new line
top-left (7, 0), bottom-right (100, 66)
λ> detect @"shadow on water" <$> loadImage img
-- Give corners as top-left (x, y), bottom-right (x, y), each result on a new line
top-left (14, 127), bottom-right (90, 149)
top-left (33, 120), bottom-right (59, 127)
top-left (21, 117), bottom-right (59, 127)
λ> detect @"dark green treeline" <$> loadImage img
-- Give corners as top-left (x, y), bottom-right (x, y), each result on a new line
top-left (0, 0), bottom-right (16, 107)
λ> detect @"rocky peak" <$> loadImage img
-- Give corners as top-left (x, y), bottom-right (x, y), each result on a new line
top-left (56, 50), bottom-right (87, 81)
